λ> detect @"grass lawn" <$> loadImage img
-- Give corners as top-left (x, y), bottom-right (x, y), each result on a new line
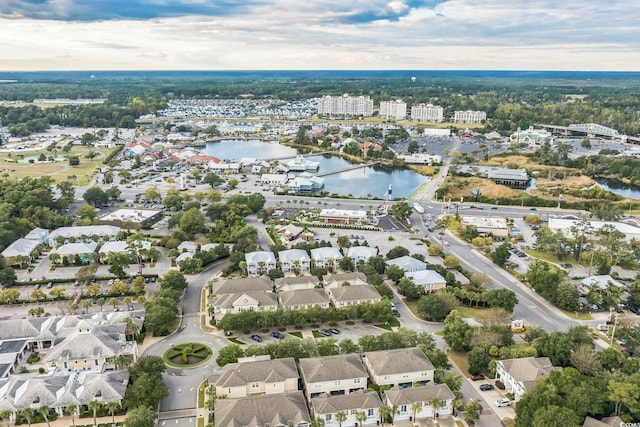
top-left (455, 305), bottom-right (495, 320)
top-left (404, 299), bottom-right (422, 318)
top-left (312, 330), bottom-right (325, 338)
top-left (289, 331), bottom-right (303, 339)
top-left (447, 349), bottom-right (471, 376)
top-left (198, 417), bottom-right (205, 427)
top-left (227, 337), bottom-right (244, 345)
top-left (503, 418), bottom-right (516, 427)
top-left (0, 146), bottom-right (116, 184)
top-left (560, 308), bottom-right (592, 321)
top-left (198, 382), bottom-right (206, 408)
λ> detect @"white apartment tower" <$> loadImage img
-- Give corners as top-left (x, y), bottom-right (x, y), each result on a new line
top-left (379, 100), bottom-right (407, 120)
top-left (317, 94), bottom-right (374, 117)
top-left (454, 110), bottom-right (487, 124)
top-left (411, 103), bottom-right (444, 123)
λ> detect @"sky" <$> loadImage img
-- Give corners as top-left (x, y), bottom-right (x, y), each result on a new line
top-left (0, 0), bottom-right (638, 71)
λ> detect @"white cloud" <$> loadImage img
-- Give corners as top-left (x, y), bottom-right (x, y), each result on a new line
top-left (0, 0), bottom-right (638, 70)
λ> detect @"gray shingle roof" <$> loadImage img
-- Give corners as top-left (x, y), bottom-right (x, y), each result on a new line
top-left (279, 289), bottom-right (330, 307)
top-left (384, 383), bottom-right (455, 406)
top-left (327, 285), bottom-right (381, 303)
top-left (299, 354), bottom-right (367, 384)
top-left (212, 277), bottom-right (272, 295)
top-left (210, 292), bottom-right (278, 310)
top-left (312, 391), bottom-right (382, 414)
top-left (215, 391), bottom-right (310, 427)
top-left (44, 324), bottom-right (126, 363)
top-left (209, 357), bottom-right (298, 388)
top-left (363, 348), bottom-right (435, 376)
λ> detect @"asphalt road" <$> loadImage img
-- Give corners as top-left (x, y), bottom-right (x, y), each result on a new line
top-left (142, 261), bottom-right (229, 413)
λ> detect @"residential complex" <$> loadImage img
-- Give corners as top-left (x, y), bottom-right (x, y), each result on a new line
top-left (410, 103), bottom-right (444, 123)
top-left (379, 100), bottom-right (407, 120)
top-left (317, 94), bottom-right (374, 117)
top-left (454, 110), bottom-right (487, 124)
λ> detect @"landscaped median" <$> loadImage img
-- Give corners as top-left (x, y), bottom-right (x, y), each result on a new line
top-left (163, 342), bottom-right (213, 368)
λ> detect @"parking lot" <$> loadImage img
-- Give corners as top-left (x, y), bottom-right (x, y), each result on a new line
top-left (468, 376), bottom-right (516, 420)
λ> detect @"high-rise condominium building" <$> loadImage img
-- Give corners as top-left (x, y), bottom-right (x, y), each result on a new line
top-left (454, 110), bottom-right (487, 124)
top-left (410, 103), bottom-right (444, 123)
top-left (379, 100), bottom-right (407, 120)
top-left (317, 94), bottom-right (374, 117)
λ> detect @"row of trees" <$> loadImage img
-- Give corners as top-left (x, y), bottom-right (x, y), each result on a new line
top-left (514, 327), bottom-right (640, 426)
top-left (143, 270), bottom-right (188, 336)
top-left (215, 300), bottom-right (396, 332)
top-left (122, 356), bottom-right (170, 427)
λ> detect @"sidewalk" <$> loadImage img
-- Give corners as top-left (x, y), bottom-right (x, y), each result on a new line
top-left (44, 414), bottom-right (127, 427)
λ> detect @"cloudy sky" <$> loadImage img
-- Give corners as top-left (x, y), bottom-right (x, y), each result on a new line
top-left (0, 0), bottom-right (638, 71)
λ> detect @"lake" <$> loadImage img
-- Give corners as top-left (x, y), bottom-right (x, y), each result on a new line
top-left (596, 179), bottom-right (640, 200)
top-left (203, 139), bottom-right (427, 198)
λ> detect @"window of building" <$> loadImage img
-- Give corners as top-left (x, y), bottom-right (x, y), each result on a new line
top-left (325, 414), bottom-right (332, 422)
top-left (252, 382), bottom-right (259, 388)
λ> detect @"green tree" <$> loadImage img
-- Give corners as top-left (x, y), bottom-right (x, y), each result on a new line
top-left (428, 397), bottom-right (442, 420)
top-left (160, 270), bottom-right (188, 292)
top-left (64, 404), bottom-right (78, 427)
top-left (490, 242), bottom-right (510, 266)
top-left (335, 411), bottom-right (347, 427)
top-left (19, 408), bottom-right (34, 427)
top-left (179, 208), bottom-right (207, 239)
top-left (386, 246), bottom-right (410, 260)
top-left (106, 401), bottom-right (121, 426)
top-left (464, 400), bottom-right (482, 423)
top-left (0, 267), bottom-right (17, 287)
top-left (203, 172), bottom-right (223, 187)
top-left (443, 310), bottom-right (471, 351)
top-left (216, 344), bottom-right (244, 367)
top-left (390, 202), bottom-right (412, 218)
top-left (410, 402), bottom-right (422, 423)
top-left (83, 186), bottom-right (108, 207)
top-left (107, 253), bottom-right (130, 279)
top-left (38, 405), bottom-right (54, 427)
top-left (227, 178), bottom-right (239, 189)
top-left (417, 292), bottom-right (458, 321)
top-left (123, 406), bottom-right (155, 427)
top-left (385, 264), bottom-right (405, 282)
top-left (378, 405), bottom-right (393, 426)
top-left (532, 405), bottom-right (581, 427)
top-left (87, 400), bottom-right (101, 427)
top-left (608, 379), bottom-right (639, 416)
top-left (355, 411), bottom-right (367, 427)
top-left (0, 409), bottom-right (12, 427)
top-left (77, 204), bottom-right (98, 221)
top-left (486, 289), bottom-right (518, 313)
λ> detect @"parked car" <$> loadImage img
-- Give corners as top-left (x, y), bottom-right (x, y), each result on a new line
top-left (271, 331), bottom-right (285, 339)
top-left (479, 384), bottom-right (494, 391)
top-left (560, 263), bottom-right (572, 269)
top-left (470, 374), bottom-right (486, 381)
top-left (328, 328), bottom-right (340, 335)
top-left (317, 329), bottom-right (332, 337)
top-left (250, 335), bottom-right (263, 342)
top-left (392, 309), bottom-right (401, 318)
top-left (495, 398), bottom-right (511, 407)
top-left (34, 283), bottom-right (41, 290)
top-left (46, 282), bottom-right (53, 289)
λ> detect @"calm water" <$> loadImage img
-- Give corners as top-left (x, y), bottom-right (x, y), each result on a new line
top-left (203, 139), bottom-right (426, 198)
top-left (596, 180), bottom-right (640, 200)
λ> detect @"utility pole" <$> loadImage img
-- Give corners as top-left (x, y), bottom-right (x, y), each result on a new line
top-left (609, 313), bottom-right (620, 346)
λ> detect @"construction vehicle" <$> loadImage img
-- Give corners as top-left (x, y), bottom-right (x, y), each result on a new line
top-left (511, 319), bottom-right (526, 333)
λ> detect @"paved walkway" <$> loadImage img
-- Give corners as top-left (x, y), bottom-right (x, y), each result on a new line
top-left (38, 414), bottom-right (127, 427)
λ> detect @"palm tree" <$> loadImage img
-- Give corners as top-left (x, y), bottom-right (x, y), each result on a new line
top-left (39, 405), bottom-right (52, 427)
top-left (428, 397), bottom-right (442, 420)
top-left (410, 402), bottom-right (422, 424)
top-left (65, 404), bottom-right (78, 427)
top-left (82, 300), bottom-right (91, 313)
top-left (335, 411), bottom-right (347, 427)
top-left (19, 408), bottom-right (34, 427)
top-left (0, 410), bottom-right (12, 427)
top-left (391, 405), bottom-right (400, 425)
top-left (355, 411), bottom-right (367, 427)
top-left (310, 417), bottom-right (325, 427)
top-left (106, 401), bottom-right (120, 426)
top-left (378, 405), bottom-right (392, 427)
top-left (109, 355), bottom-right (132, 370)
top-left (88, 400), bottom-right (101, 427)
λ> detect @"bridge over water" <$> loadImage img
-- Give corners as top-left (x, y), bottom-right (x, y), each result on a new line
top-left (315, 161), bottom-right (381, 177)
